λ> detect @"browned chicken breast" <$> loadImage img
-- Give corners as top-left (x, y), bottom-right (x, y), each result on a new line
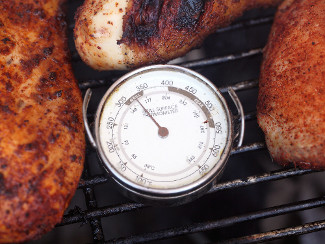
top-left (74, 0), bottom-right (283, 70)
top-left (0, 0), bottom-right (85, 242)
top-left (257, 0), bottom-right (325, 169)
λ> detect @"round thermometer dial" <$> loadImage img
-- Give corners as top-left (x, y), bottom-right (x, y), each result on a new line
top-left (90, 65), bottom-right (234, 204)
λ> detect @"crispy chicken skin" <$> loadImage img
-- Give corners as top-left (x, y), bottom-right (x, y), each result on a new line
top-left (74, 0), bottom-right (283, 70)
top-left (257, 0), bottom-right (325, 169)
top-left (0, 0), bottom-right (85, 242)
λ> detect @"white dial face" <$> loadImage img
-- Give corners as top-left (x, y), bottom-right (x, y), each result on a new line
top-left (98, 66), bottom-right (230, 194)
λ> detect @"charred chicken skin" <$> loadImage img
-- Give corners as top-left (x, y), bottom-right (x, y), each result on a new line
top-left (0, 0), bottom-right (85, 242)
top-left (257, 0), bottom-right (325, 169)
top-left (74, 0), bottom-right (283, 70)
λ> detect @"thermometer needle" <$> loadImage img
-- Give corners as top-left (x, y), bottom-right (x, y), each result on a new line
top-left (136, 99), bottom-right (169, 138)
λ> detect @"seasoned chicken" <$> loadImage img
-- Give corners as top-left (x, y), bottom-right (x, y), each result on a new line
top-left (0, 0), bottom-right (85, 242)
top-left (74, 0), bottom-right (283, 70)
top-left (257, 0), bottom-right (325, 169)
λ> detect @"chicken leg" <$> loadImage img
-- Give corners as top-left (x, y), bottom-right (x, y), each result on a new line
top-left (74, 0), bottom-right (283, 70)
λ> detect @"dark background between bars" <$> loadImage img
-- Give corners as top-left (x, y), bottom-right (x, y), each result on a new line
top-left (27, 1), bottom-right (325, 243)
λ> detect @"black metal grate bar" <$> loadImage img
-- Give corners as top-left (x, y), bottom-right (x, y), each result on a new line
top-left (79, 78), bottom-right (120, 90)
top-left (219, 79), bottom-right (259, 93)
top-left (230, 142), bottom-right (265, 155)
top-left (215, 16), bottom-right (274, 34)
top-left (222, 220), bottom-right (325, 244)
top-left (107, 196), bottom-right (325, 243)
top-left (182, 48), bottom-right (263, 69)
top-left (59, 202), bottom-right (145, 226)
top-left (81, 160), bottom-right (105, 241)
top-left (78, 175), bottom-right (108, 188)
top-left (209, 168), bottom-right (314, 193)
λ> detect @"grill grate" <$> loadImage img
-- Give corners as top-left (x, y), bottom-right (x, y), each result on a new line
top-left (109, 196), bottom-right (325, 244)
top-left (29, 2), bottom-right (325, 243)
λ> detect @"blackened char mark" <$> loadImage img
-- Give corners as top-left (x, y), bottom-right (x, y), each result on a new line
top-left (0, 172), bottom-right (19, 198)
top-left (0, 173), bottom-right (4, 193)
top-left (175, 0), bottom-right (206, 30)
top-left (119, 0), bottom-right (164, 46)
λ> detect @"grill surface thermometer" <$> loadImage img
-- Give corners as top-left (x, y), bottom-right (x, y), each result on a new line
top-left (83, 65), bottom-right (244, 205)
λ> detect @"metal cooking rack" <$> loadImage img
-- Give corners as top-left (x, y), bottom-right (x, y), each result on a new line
top-left (32, 3), bottom-right (325, 243)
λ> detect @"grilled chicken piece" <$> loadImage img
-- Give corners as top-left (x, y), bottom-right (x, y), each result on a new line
top-left (0, 0), bottom-right (85, 242)
top-left (257, 0), bottom-right (325, 169)
top-left (74, 0), bottom-right (283, 70)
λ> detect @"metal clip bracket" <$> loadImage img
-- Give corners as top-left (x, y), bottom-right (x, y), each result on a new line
top-left (83, 88), bottom-right (97, 149)
top-left (228, 87), bottom-right (245, 148)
